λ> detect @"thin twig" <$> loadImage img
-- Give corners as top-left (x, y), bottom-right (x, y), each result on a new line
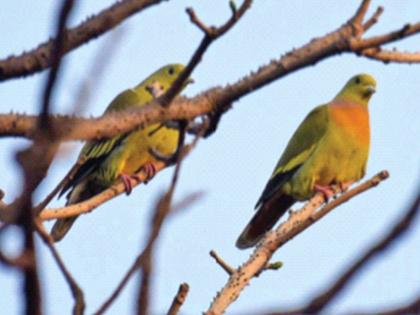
top-left (166, 283), bottom-right (190, 315)
top-left (360, 47), bottom-right (420, 63)
top-left (40, 0), bottom-right (75, 126)
top-left (34, 221), bottom-right (85, 315)
top-left (159, 0), bottom-right (253, 107)
top-left (210, 250), bottom-right (234, 275)
top-left (363, 6), bottom-right (384, 31)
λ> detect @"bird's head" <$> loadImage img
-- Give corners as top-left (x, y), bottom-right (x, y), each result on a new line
top-left (336, 73), bottom-right (377, 105)
top-left (138, 64), bottom-right (194, 98)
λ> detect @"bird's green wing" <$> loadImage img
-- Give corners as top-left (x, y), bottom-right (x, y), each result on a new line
top-left (255, 104), bottom-right (329, 207)
top-left (59, 89), bottom-right (143, 197)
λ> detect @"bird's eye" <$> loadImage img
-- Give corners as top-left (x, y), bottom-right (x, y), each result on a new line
top-left (355, 77), bottom-right (361, 84)
top-left (168, 67), bottom-right (175, 75)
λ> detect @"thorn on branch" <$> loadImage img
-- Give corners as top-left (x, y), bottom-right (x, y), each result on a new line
top-left (210, 250), bottom-right (234, 275)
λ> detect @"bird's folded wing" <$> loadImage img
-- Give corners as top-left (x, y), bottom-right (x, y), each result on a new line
top-left (255, 104), bottom-right (329, 208)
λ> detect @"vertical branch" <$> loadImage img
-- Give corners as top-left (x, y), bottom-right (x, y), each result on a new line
top-left (40, 0), bottom-right (76, 126)
top-left (13, 2), bottom-right (78, 314)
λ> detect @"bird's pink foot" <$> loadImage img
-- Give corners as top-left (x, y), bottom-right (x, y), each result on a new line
top-left (140, 162), bottom-right (157, 184)
top-left (314, 184), bottom-right (335, 202)
top-left (119, 173), bottom-right (133, 195)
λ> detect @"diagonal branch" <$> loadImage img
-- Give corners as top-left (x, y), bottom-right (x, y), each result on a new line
top-left (0, 0), bottom-right (167, 81)
top-left (268, 185), bottom-right (420, 315)
top-left (37, 160), bottom-right (166, 221)
top-left (350, 293), bottom-right (420, 315)
top-left (166, 283), bottom-right (190, 315)
top-left (1, 2), bottom-right (420, 142)
top-left (34, 222), bottom-right (85, 315)
top-left (204, 171), bottom-right (389, 315)
top-left (360, 47), bottom-right (420, 63)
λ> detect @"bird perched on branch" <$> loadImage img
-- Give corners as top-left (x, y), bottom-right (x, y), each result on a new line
top-left (236, 74), bottom-right (376, 249)
top-left (51, 64), bottom-right (192, 242)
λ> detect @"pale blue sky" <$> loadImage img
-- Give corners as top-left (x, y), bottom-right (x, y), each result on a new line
top-left (0, 1), bottom-right (419, 314)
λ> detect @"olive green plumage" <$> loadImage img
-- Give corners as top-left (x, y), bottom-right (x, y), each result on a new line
top-left (51, 64), bottom-right (189, 242)
top-left (236, 74), bottom-right (377, 249)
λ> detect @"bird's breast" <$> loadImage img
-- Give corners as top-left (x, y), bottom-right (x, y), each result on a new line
top-left (329, 102), bottom-right (370, 145)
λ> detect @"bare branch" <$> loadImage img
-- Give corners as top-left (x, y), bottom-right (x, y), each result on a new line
top-left (269, 185), bottom-right (420, 315)
top-left (159, 0), bottom-right (253, 107)
top-left (360, 47), bottom-right (420, 63)
top-left (352, 22), bottom-right (420, 51)
top-left (210, 250), bottom-right (234, 275)
top-left (34, 221), bottom-right (85, 315)
top-left (351, 293), bottom-right (420, 315)
top-left (2, 4), bottom-right (420, 142)
top-left (350, 0), bottom-right (371, 28)
top-left (363, 6), bottom-right (384, 31)
top-left (166, 283), bottom-right (190, 315)
top-left (37, 160), bottom-right (166, 221)
top-left (40, 0), bottom-right (75, 126)
top-left (0, 0), bottom-right (166, 81)
top-left (205, 171), bottom-right (389, 315)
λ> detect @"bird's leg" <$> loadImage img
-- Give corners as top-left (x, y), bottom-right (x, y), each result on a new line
top-left (314, 184), bottom-right (335, 202)
top-left (119, 163), bottom-right (157, 195)
top-left (119, 173), bottom-right (133, 195)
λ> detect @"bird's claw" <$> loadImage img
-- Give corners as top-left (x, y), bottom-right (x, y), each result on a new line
top-left (119, 163), bottom-right (157, 195)
top-left (141, 162), bottom-right (157, 184)
top-left (119, 173), bottom-right (133, 195)
top-left (314, 184), bottom-right (335, 202)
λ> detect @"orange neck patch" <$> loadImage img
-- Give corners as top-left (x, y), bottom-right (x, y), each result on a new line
top-left (330, 100), bottom-right (370, 145)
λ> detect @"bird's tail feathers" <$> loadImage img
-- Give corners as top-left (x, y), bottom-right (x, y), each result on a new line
top-left (51, 182), bottom-right (88, 242)
top-left (236, 195), bottom-right (295, 249)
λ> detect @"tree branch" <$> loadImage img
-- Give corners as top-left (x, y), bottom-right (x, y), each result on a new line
top-left (34, 222), bottom-right (85, 315)
top-left (166, 283), bottom-right (190, 315)
top-left (0, 0), bottom-right (166, 81)
top-left (351, 293), bottom-right (420, 315)
top-left (1, 3), bottom-right (420, 142)
top-left (268, 185), bottom-right (420, 315)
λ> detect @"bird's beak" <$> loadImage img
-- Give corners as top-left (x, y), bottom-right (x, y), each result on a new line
top-left (366, 85), bottom-right (376, 94)
top-left (186, 78), bottom-right (195, 85)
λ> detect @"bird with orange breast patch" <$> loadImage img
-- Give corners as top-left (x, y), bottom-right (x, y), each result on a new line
top-left (236, 74), bottom-right (376, 249)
